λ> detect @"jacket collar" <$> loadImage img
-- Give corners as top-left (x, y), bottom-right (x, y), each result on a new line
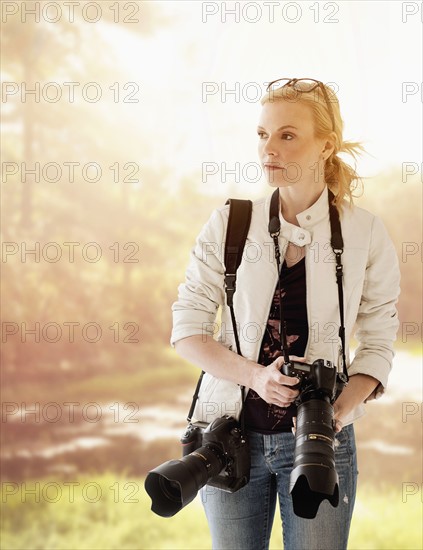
top-left (264, 186), bottom-right (330, 246)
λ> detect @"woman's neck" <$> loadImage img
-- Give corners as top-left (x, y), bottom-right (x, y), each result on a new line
top-left (279, 183), bottom-right (326, 225)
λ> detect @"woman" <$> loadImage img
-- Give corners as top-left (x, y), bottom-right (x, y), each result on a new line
top-left (170, 78), bottom-right (400, 550)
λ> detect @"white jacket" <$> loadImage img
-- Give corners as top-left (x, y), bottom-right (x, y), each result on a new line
top-left (171, 187), bottom-right (400, 426)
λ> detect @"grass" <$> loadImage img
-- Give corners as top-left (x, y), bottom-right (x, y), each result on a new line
top-left (1, 474), bottom-right (421, 550)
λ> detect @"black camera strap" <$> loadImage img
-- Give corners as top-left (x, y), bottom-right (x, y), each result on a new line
top-left (223, 199), bottom-right (253, 433)
top-left (186, 199), bottom-right (253, 424)
top-left (328, 192), bottom-right (348, 381)
top-left (223, 199), bottom-right (253, 353)
top-left (268, 187), bottom-right (349, 381)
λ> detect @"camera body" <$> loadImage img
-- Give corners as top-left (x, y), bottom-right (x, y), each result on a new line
top-left (181, 415), bottom-right (250, 492)
top-left (282, 358), bottom-right (347, 405)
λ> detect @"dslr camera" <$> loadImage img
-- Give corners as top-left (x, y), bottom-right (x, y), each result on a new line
top-left (282, 358), bottom-right (348, 519)
top-left (144, 415), bottom-right (250, 517)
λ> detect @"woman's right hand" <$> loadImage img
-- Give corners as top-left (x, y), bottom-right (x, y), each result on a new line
top-left (250, 355), bottom-right (303, 408)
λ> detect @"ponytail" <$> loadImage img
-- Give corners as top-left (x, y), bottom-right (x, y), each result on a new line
top-left (325, 140), bottom-right (366, 209)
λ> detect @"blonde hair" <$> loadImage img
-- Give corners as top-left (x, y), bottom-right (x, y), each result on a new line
top-left (261, 81), bottom-right (365, 210)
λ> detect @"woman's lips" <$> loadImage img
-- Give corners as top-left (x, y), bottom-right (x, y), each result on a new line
top-left (264, 165), bottom-right (283, 170)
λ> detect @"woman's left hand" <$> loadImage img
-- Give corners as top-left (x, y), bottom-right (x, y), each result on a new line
top-left (333, 397), bottom-right (349, 433)
top-left (332, 410), bottom-right (344, 433)
top-left (332, 373), bottom-right (380, 433)
top-left (293, 374), bottom-right (380, 435)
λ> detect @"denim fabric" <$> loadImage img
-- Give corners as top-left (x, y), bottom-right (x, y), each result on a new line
top-left (200, 424), bottom-right (357, 550)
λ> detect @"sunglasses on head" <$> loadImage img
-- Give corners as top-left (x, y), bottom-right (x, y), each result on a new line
top-left (266, 78), bottom-right (336, 132)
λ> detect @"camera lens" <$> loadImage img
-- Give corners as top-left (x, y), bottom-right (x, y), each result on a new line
top-left (158, 478), bottom-right (182, 504)
top-left (144, 445), bottom-right (224, 517)
top-left (289, 399), bottom-right (339, 518)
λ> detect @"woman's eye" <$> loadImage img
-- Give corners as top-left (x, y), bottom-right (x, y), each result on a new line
top-left (257, 132), bottom-right (294, 140)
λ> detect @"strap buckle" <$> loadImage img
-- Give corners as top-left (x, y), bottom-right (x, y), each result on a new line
top-left (224, 273), bottom-right (236, 289)
top-left (224, 273), bottom-right (236, 306)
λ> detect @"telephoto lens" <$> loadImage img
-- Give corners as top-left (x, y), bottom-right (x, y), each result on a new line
top-left (144, 443), bottom-right (224, 518)
top-left (289, 399), bottom-right (339, 519)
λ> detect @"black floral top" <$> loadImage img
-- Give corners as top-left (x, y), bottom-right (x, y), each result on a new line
top-left (243, 257), bottom-right (308, 433)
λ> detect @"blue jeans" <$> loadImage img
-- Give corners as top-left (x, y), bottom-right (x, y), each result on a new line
top-left (200, 424), bottom-right (358, 550)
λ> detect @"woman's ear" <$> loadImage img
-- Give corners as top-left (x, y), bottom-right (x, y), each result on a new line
top-left (322, 135), bottom-right (336, 159)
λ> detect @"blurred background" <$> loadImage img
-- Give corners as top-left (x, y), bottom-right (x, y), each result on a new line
top-left (1, 1), bottom-right (422, 548)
